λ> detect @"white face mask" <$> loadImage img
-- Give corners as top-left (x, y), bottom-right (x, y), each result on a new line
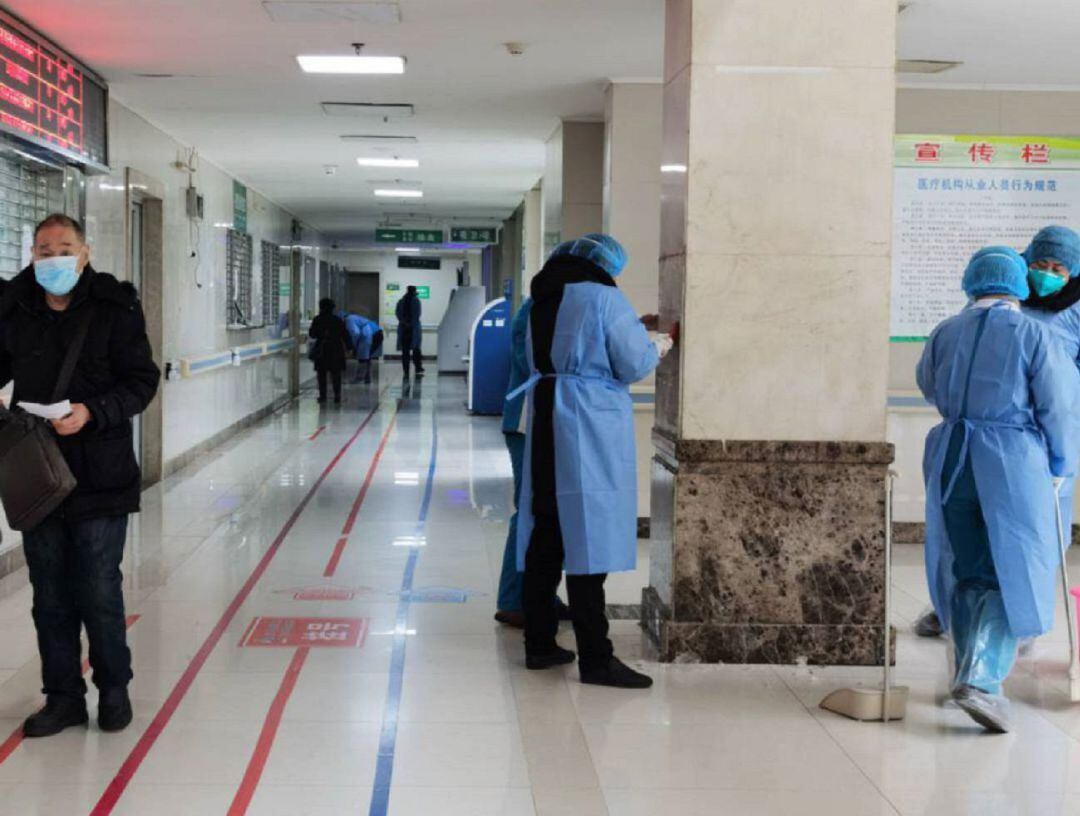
top-left (33, 256), bottom-right (80, 296)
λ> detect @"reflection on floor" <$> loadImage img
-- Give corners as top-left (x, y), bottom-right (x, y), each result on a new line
top-left (0, 372), bottom-right (1074, 814)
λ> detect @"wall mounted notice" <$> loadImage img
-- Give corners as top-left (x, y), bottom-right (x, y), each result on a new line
top-left (891, 134), bottom-right (1080, 341)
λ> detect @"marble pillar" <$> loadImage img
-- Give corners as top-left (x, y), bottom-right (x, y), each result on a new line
top-left (604, 82), bottom-right (663, 316)
top-left (643, 0), bottom-right (897, 666)
top-left (541, 121), bottom-right (605, 257)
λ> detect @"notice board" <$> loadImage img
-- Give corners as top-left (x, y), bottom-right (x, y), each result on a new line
top-left (891, 135), bottom-right (1080, 341)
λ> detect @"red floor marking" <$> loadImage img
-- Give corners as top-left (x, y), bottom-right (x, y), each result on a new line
top-left (322, 407), bottom-right (400, 577)
top-left (226, 646), bottom-right (310, 816)
top-left (322, 537), bottom-right (349, 578)
top-left (0, 614), bottom-right (141, 767)
top-left (241, 617), bottom-right (368, 649)
top-left (89, 393), bottom-right (387, 816)
top-left (308, 426), bottom-right (326, 441)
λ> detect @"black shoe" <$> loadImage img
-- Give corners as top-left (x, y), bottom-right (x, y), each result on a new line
top-left (580, 657), bottom-right (653, 689)
top-left (915, 610), bottom-right (943, 638)
top-left (495, 610), bottom-right (526, 628)
top-left (23, 696), bottom-right (89, 738)
top-left (526, 646), bottom-right (576, 670)
top-left (555, 598), bottom-right (573, 622)
top-left (98, 688), bottom-right (133, 733)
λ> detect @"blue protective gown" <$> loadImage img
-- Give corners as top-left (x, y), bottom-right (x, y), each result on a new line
top-left (515, 283), bottom-right (659, 575)
top-left (345, 314), bottom-right (382, 360)
top-left (496, 300), bottom-right (533, 612)
top-left (918, 302), bottom-right (1080, 639)
top-left (395, 294), bottom-right (423, 351)
top-left (1023, 301), bottom-right (1080, 532)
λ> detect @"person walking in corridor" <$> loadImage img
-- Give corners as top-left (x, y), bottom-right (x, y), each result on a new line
top-left (0, 214), bottom-right (160, 737)
top-left (309, 298), bottom-right (348, 403)
top-left (396, 286), bottom-right (425, 378)
top-left (514, 233), bottom-right (674, 689)
top-left (918, 246), bottom-right (1080, 733)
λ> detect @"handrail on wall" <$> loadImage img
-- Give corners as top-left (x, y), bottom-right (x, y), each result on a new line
top-left (179, 337), bottom-right (298, 378)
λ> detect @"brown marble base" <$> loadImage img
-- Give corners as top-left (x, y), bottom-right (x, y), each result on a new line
top-left (643, 587), bottom-right (892, 665)
top-left (645, 433), bottom-right (894, 666)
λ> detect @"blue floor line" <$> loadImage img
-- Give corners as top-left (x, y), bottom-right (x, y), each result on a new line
top-left (369, 402), bottom-right (438, 816)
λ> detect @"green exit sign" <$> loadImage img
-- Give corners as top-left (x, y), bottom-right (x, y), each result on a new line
top-left (376, 228), bottom-right (444, 245)
top-left (451, 227), bottom-right (497, 244)
top-left (416, 285), bottom-right (430, 299)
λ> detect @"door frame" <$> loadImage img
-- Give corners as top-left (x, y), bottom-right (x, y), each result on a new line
top-left (123, 168), bottom-right (165, 488)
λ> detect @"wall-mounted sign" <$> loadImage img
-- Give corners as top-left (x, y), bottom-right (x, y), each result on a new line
top-left (0, 10), bottom-right (109, 170)
top-left (398, 256), bottom-right (441, 270)
top-left (891, 134), bottom-right (1080, 341)
top-left (415, 285), bottom-right (430, 299)
top-left (376, 228), bottom-right (443, 244)
top-left (450, 227), bottom-right (497, 244)
top-left (233, 180), bottom-right (248, 233)
top-left (386, 283), bottom-right (401, 292)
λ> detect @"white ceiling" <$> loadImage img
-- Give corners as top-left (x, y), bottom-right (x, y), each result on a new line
top-left (5, 1), bottom-right (1076, 245)
top-left (3, 0), bottom-right (663, 245)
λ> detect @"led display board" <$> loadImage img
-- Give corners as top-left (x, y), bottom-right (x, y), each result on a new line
top-left (0, 11), bottom-right (108, 169)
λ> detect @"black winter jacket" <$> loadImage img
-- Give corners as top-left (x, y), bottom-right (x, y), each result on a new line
top-left (308, 311), bottom-right (349, 373)
top-left (0, 265), bottom-right (161, 521)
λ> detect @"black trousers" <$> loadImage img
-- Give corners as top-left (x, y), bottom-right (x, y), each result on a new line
top-left (523, 512), bottom-right (613, 670)
top-left (23, 515), bottom-right (132, 698)
top-left (317, 369), bottom-right (342, 401)
top-left (400, 329), bottom-right (424, 376)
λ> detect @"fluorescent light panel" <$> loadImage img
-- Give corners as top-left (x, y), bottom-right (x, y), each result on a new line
top-left (298, 55), bottom-right (405, 75)
top-left (395, 247), bottom-right (421, 253)
top-left (375, 189), bottom-right (423, 198)
top-left (661, 164), bottom-right (688, 173)
top-left (358, 157), bottom-right (419, 168)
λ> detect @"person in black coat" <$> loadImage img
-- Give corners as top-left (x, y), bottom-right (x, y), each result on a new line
top-left (309, 298), bottom-right (348, 403)
top-left (0, 214), bottom-right (160, 738)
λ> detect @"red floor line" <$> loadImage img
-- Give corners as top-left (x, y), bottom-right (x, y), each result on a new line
top-left (322, 536), bottom-right (350, 579)
top-left (89, 394), bottom-right (387, 816)
top-left (308, 426), bottom-right (326, 441)
top-left (323, 407), bottom-right (401, 577)
top-left (0, 614), bottom-right (142, 767)
top-left (226, 647), bottom-right (310, 816)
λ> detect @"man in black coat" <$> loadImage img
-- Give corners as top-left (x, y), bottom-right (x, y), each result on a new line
top-left (308, 298), bottom-right (348, 403)
top-left (0, 214), bottom-right (159, 737)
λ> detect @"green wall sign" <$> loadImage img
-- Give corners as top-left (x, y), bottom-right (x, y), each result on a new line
top-left (416, 285), bottom-right (430, 299)
top-left (233, 180), bottom-right (248, 233)
top-left (450, 226), bottom-right (497, 244)
top-left (375, 228), bottom-right (444, 245)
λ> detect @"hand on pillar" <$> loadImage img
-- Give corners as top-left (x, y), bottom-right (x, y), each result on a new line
top-left (669, 321), bottom-right (680, 346)
top-left (639, 313), bottom-right (660, 331)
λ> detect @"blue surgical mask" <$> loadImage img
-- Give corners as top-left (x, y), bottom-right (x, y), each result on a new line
top-left (33, 256), bottom-right (80, 296)
top-left (1029, 267), bottom-right (1068, 298)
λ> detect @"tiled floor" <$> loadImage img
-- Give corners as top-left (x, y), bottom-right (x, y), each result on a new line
top-left (0, 372), bottom-right (1077, 814)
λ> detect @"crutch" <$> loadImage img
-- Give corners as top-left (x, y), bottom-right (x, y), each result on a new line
top-left (1054, 480), bottom-right (1080, 702)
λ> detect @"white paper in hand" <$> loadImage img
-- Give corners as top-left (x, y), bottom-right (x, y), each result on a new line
top-left (19, 400), bottom-right (72, 421)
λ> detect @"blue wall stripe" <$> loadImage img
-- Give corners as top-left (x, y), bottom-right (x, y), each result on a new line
top-left (369, 399), bottom-right (438, 816)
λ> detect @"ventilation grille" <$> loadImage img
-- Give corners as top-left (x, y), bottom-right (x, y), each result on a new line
top-left (896, 59), bottom-right (961, 74)
top-left (321, 102), bottom-right (414, 119)
top-left (340, 134), bottom-right (418, 143)
top-left (263, 2), bottom-right (401, 24)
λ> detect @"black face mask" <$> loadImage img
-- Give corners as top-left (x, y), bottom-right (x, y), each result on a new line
top-left (1024, 274), bottom-right (1080, 313)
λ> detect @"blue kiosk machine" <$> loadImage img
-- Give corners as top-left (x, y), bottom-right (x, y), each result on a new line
top-left (467, 298), bottom-right (513, 415)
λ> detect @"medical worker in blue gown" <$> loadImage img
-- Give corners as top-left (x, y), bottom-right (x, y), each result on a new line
top-left (918, 246), bottom-right (1080, 733)
top-left (916, 225), bottom-right (1080, 640)
top-left (344, 313), bottom-right (384, 384)
top-left (494, 298), bottom-right (570, 628)
top-left (515, 234), bottom-right (674, 689)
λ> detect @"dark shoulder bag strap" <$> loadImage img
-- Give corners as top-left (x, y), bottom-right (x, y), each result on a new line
top-left (50, 305), bottom-right (97, 403)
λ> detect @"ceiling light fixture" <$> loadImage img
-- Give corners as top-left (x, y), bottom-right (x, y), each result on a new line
top-left (375, 189), bottom-right (423, 198)
top-left (661, 164), bottom-right (688, 173)
top-left (357, 157), bottom-right (419, 168)
top-left (298, 43), bottom-right (405, 75)
top-left (395, 247), bottom-right (421, 253)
